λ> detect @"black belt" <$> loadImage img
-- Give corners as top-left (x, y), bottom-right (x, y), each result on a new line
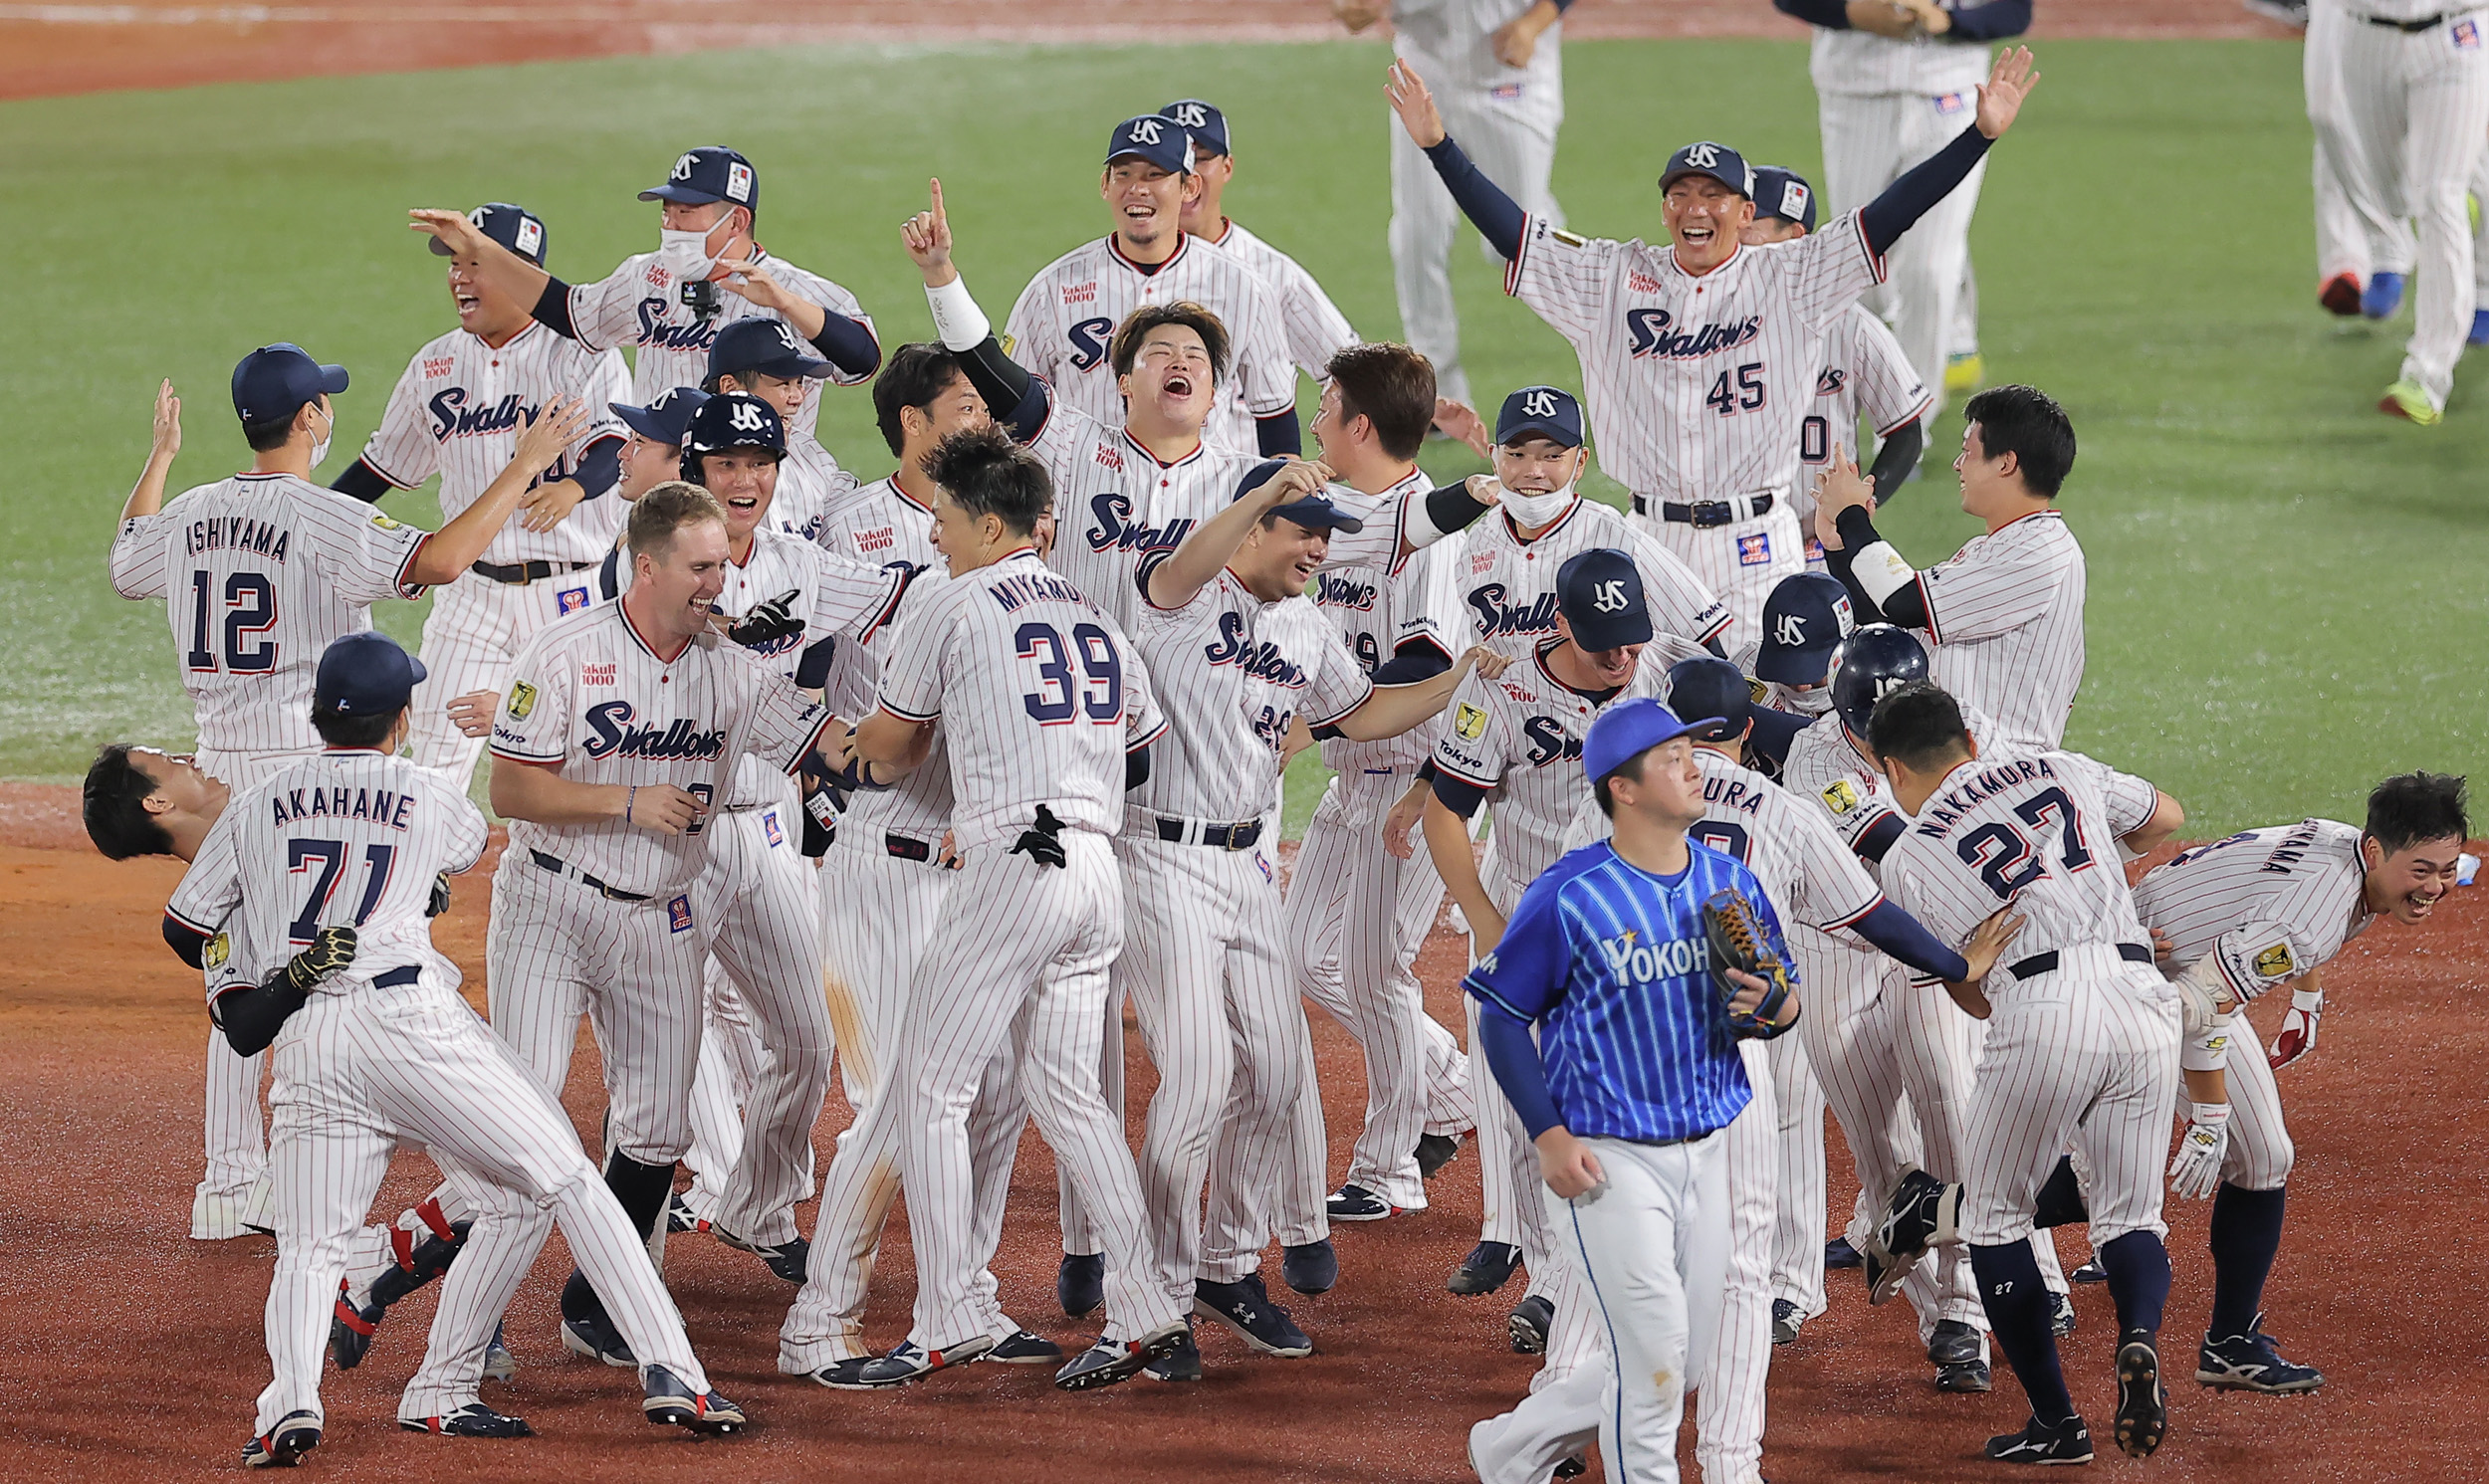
top-left (2363, 11), bottom-right (2455, 30)
top-left (884, 832), bottom-right (934, 863)
top-left (2007, 943), bottom-right (2153, 981)
top-left (472, 558), bottom-right (595, 585)
top-left (1156, 816), bottom-right (1263, 850)
top-left (372, 965), bottom-right (419, 988)
top-left (1633, 492), bottom-right (1775, 529)
top-left (529, 849), bottom-right (652, 903)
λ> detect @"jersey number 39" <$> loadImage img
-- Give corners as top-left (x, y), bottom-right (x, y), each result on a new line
top-left (1017, 621), bottom-right (1125, 725)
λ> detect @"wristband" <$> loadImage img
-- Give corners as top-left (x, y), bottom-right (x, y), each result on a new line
top-left (1850, 539), bottom-right (1917, 607)
top-left (2289, 985), bottom-right (2323, 1014)
top-left (626, 785), bottom-right (638, 824)
top-left (2186, 1101), bottom-right (2231, 1130)
top-left (923, 274), bottom-right (990, 351)
top-left (2180, 1013), bottom-right (2235, 1073)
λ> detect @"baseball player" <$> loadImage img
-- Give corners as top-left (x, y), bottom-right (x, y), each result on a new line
top-left (700, 317), bottom-right (857, 540)
top-left (611, 387), bottom-right (710, 503)
top-left (331, 203), bottom-right (631, 788)
top-left (1282, 342), bottom-right (1478, 1233)
top-left (2325, 3), bottom-right (2489, 420)
top-left (469, 482), bottom-right (853, 1369)
top-left (1116, 460), bottom-right (1506, 1379)
top-left (1007, 116), bottom-right (1301, 457)
top-left (840, 426), bottom-right (1192, 1391)
top-left (1738, 165), bottom-right (1931, 563)
top-left (1463, 697), bottom-right (1800, 1484)
top-left (410, 144), bottom-right (878, 446)
top-left (1338, 0), bottom-right (1571, 410)
top-left (109, 360), bottom-right (587, 1242)
top-left (781, 352), bottom-right (1062, 1386)
top-left (2306, 0), bottom-right (2415, 317)
top-left (1389, 47), bottom-right (2039, 633)
top-left (161, 632), bottom-right (744, 1459)
top-left (1815, 383), bottom-right (2084, 749)
top-left (1771, 0), bottom-right (2032, 417)
top-left (2130, 771), bottom-right (2470, 1394)
top-left (1162, 99), bottom-right (1363, 394)
top-left (1864, 681), bottom-right (2183, 1464)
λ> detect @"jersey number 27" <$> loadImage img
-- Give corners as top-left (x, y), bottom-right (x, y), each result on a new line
top-left (1956, 786), bottom-right (2093, 901)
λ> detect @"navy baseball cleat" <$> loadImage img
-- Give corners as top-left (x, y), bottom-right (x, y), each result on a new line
top-left (1060, 1319), bottom-right (1191, 1390)
top-left (1282, 1237), bottom-right (1338, 1295)
top-left (1415, 1132), bottom-right (1463, 1178)
top-left (988, 1329), bottom-right (1066, 1365)
top-left (715, 1226), bottom-right (809, 1284)
top-left (2071, 1256), bottom-right (2108, 1284)
top-left (1770, 1298), bottom-right (1802, 1347)
top-left (2363, 270), bottom-right (2405, 318)
top-left (1507, 1294), bottom-right (1554, 1355)
top-left (1448, 1240), bottom-right (1521, 1296)
top-left (805, 1357), bottom-right (878, 1389)
top-left (1824, 1236), bottom-right (1863, 1269)
top-left (2050, 1291), bottom-right (2077, 1338)
top-left (1195, 1274), bottom-right (1313, 1358)
top-left (853, 1336), bottom-right (995, 1387)
top-left (2114, 1334), bottom-right (2167, 1458)
top-left (1927, 1320), bottom-right (1981, 1367)
top-left (242, 1411), bottom-right (322, 1468)
top-left (400, 1402), bottom-right (534, 1438)
top-left (560, 1311), bottom-right (635, 1369)
top-left (1985, 1413), bottom-right (2093, 1465)
top-left (2471, 309), bottom-right (2489, 346)
top-left (1057, 1251), bottom-right (1104, 1317)
top-left (1875, 1166), bottom-right (1960, 1276)
top-left (642, 1367), bottom-right (747, 1433)
top-left (2197, 1314), bottom-right (2324, 1393)
top-left (1326, 1183), bottom-right (1396, 1221)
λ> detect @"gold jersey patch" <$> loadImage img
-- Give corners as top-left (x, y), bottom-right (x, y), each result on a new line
top-left (1748, 677), bottom-right (1771, 704)
top-left (1821, 779), bottom-right (1861, 814)
top-left (1454, 702), bottom-right (1488, 742)
top-left (203, 932), bottom-right (230, 970)
top-left (507, 681), bottom-right (538, 721)
top-left (1549, 228), bottom-right (1587, 247)
top-left (370, 513), bottom-right (403, 530)
top-left (2253, 943), bottom-right (2296, 979)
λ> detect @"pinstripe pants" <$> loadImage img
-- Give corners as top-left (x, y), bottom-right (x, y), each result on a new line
top-left (1471, 859), bottom-right (1561, 1293)
top-left (259, 977), bottom-right (707, 1433)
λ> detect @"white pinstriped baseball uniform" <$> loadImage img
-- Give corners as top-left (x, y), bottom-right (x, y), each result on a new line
top-left (2132, 820), bottom-right (2374, 1192)
top-left (1805, 15), bottom-right (1995, 426)
top-left (1456, 498), bottom-right (1729, 651)
top-left (2307, 0), bottom-right (2416, 286)
top-left (1282, 489), bottom-right (1476, 1219)
top-left (1430, 643), bottom-right (1665, 1287)
top-left (872, 546), bottom-right (1188, 1349)
top-left (1793, 306), bottom-right (1932, 556)
top-left (1006, 231), bottom-right (1298, 456)
top-left (1118, 568), bottom-right (1374, 1300)
top-left (678, 529), bottom-right (912, 1246)
top-left (1199, 218), bottom-right (1360, 383)
top-left (1879, 747), bottom-right (2175, 1250)
top-left (1030, 400), bottom-right (1264, 638)
top-left (167, 748), bottom-right (717, 1433)
top-left (1902, 509), bottom-right (2085, 750)
top-left (112, 475), bottom-right (436, 1219)
top-left (348, 322), bottom-right (631, 785)
top-left (1503, 207), bottom-right (1889, 633)
top-left (769, 433), bottom-right (863, 546)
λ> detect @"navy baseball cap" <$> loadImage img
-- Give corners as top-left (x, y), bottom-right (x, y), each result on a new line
top-left (1754, 571), bottom-right (1855, 685)
top-left (428, 202), bottom-right (548, 265)
top-left (611, 386), bottom-right (710, 446)
top-left (1750, 166), bottom-right (1818, 232)
top-left (1496, 385), bottom-right (1584, 449)
top-left (1556, 548), bottom-right (1653, 651)
top-left (1665, 656), bottom-right (1753, 742)
top-left (709, 318), bottom-right (831, 382)
top-left (314, 632), bottom-right (426, 718)
top-left (1660, 140), bottom-right (1755, 198)
top-left (1106, 113), bottom-right (1196, 175)
top-left (640, 145), bottom-right (759, 215)
top-left (1234, 462), bottom-right (1365, 533)
top-left (1582, 699), bottom-right (1722, 786)
top-left (683, 390), bottom-right (786, 460)
top-left (1159, 99), bottom-right (1231, 156)
top-left (233, 343), bottom-right (348, 427)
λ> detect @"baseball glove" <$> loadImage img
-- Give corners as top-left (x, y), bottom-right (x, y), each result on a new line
top-left (283, 925), bottom-right (359, 993)
top-left (1702, 889), bottom-right (1794, 1038)
top-left (426, 871), bottom-right (452, 918)
top-left (727, 588), bottom-right (805, 648)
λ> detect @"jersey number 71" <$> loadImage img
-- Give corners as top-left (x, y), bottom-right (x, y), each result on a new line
top-left (289, 839), bottom-right (396, 943)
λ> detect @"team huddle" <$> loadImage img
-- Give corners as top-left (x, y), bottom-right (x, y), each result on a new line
top-left (80, 31), bottom-right (2475, 1484)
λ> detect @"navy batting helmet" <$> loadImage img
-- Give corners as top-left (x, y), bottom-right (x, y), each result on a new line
top-left (680, 390), bottom-right (785, 485)
top-left (1827, 624), bottom-right (1928, 738)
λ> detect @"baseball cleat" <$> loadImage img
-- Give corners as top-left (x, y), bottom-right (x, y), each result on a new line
top-left (400, 1402), bottom-right (534, 1438)
top-left (642, 1367), bottom-right (747, 1433)
top-left (1060, 1319), bottom-right (1191, 1390)
top-left (484, 1324), bottom-right (517, 1382)
top-left (1507, 1294), bottom-right (1554, 1355)
top-left (1415, 1132), bottom-right (1464, 1179)
top-left (2379, 379), bottom-right (2443, 425)
top-left (1448, 1240), bottom-right (1521, 1296)
top-left (1326, 1183), bottom-right (1397, 1222)
top-left (1195, 1274), bottom-right (1313, 1358)
top-left (1554, 1458), bottom-right (1588, 1478)
top-left (1937, 1359), bottom-right (1993, 1392)
top-left (804, 1358), bottom-right (879, 1389)
top-left (2319, 272), bottom-right (2363, 317)
top-left (987, 1329), bottom-right (1065, 1365)
top-left (2197, 1315), bottom-right (2324, 1393)
top-left (2115, 1335), bottom-right (2167, 1458)
top-left (2050, 1291), bottom-right (2078, 1339)
top-left (1057, 1251), bottom-right (1105, 1318)
top-left (1282, 1237), bottom-right (1338, 1295)
top-left (330, 1280), bottom-right (383, 1371)
top-left (1984, 1413), bottom-right (2093, 1465)
top-left (241, 1411), bottom-right (322, 1468)
top-left (1141, 1320), bottom-right (1204, 1382)
top-left (1770, 1298), bottom-right (1803, 1347)
top-left (2362, 270), bottom-right (2405, 318)
top-left (665, 1192), bottom-right (710, 1235)
top-left (2471, 309), bottom-right (2489, 346)
top-left (714, 1226), bottom-right (809, 1284)
top-left (1862, 1242), bottom-right (1915, 1307)
top-left (1824, 1236), bottom-right (1863, 1270)
top-left (2071, 1257), bottom-right (2108, 1284)
top-left (1927, 1319), bottom-right (1982, 1367)
top-left (560, 1312), bottom-right (636, 1369)
top-left (854, 1335), bottom-right (995, 1387)
top-left (1944, 351), bottom-right (1984, 395)
top-left (1875, 1167), bottom-right (1961, 1273)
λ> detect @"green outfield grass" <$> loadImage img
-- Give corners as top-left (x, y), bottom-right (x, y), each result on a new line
top-left (6, 38), bottom-right (2483, 836)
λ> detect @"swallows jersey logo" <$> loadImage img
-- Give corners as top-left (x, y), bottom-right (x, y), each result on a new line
top-left (1815, 367), bottom-right (1847, 396)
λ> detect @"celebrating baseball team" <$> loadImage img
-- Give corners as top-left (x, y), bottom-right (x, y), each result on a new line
top-left (78, 0), bottom-right (2480, 1478)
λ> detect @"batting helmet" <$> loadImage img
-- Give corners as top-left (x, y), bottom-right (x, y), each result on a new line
top-left (680, 390), bottom-right (785, 485)
top-left (1827, 624), bottom-right (1928, 739)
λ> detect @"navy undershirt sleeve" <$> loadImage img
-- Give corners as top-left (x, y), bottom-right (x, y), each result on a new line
top-left (1255, 405), bottom-right (1302, 458)
top-left (331, 460), bottom-right (394, 504)
top-left (1421, 137), bottom-right (1528, 262)
top-left (1860, 126), bottom-right (1994, 257)
top-left (1948, 0), bottom-right (2033, 40)
top-left (569, 435), bottom-right (621, 500)
top-left (1773, 0), bottom-right (1853, 25)
top-left (1867, 419), bottom-right (1923, 505)
top-left (808, 310), bottom-right (881, 379)
top-left (1848, 899), bottom-right (1971, 981)
top-left (531, 276), bottom-right (578, 338)
top-left (1476, 1003), bottom-right (1564, 1141)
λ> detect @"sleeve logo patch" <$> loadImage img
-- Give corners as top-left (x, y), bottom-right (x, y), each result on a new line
top-left (1454, 702), bottom-right (1488, 741)
top-left (203, 933), bottom-right (230, 970)
top-left (370, 514), bottom-right (404, 530)
top-left (2252, 943), bottom-right (2296, 979)
top-left (1820, 779), bottom-right (1860, 815)
top-left (506, 681), bottom-right (538, 720)
top-left (667, 894), bottom-right (694, 934)
top-left (1747, 677), bottom-right (1771, 704)
top-left (1549, 228), bottom-right (1586, 248)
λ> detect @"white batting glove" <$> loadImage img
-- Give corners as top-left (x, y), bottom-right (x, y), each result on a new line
top-left (2268, 986), bottom-right (2322, 1071)
top-left (2167, 1102), bottom-right (2230, 1200)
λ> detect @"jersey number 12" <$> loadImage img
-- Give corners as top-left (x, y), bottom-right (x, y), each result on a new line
top-left (187, 570), bottom-right (279, 674)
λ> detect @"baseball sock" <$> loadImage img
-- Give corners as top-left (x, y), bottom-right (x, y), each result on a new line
top-left (563, 1153), bottom-right (678, 1324)
top-left (2097, 1229), bottom-right (2172, 1339)
top-left (1969, 1240), bottom-right (2074, 1423)
top-left (2205, 1182), bottom-right (2287, 1338)
top-left (2031, 1157), bottom-right (2088, 1229)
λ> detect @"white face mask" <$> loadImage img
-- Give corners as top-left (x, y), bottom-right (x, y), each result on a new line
top-left (1780, 683), bottom-right (1833, 717)
top-left (656, 213), bottom-right (732, 280)
top-left (1500, 478), bottom-right (1577, 528)
top-left (308, 401), bottom-right (334, 470)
